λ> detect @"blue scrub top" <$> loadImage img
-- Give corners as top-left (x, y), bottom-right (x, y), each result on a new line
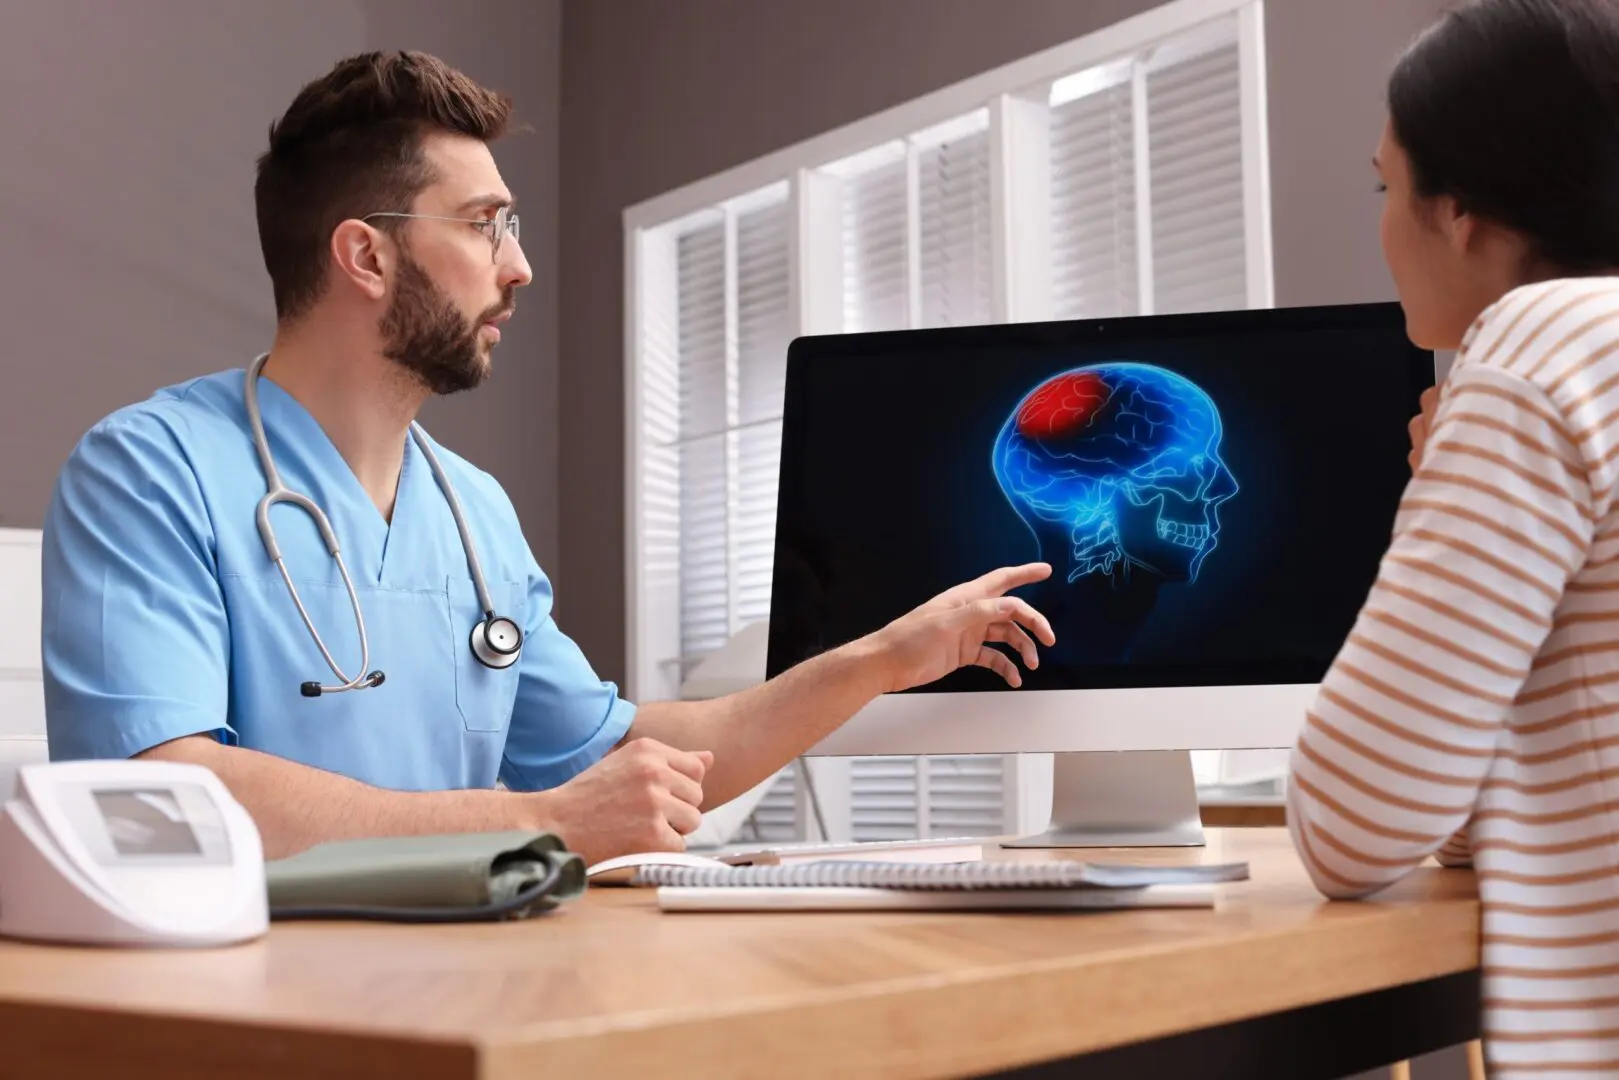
top-left (40, 368), bottom-right (636, 792)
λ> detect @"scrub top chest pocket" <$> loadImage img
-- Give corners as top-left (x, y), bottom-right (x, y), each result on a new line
top-left (448, 575), bottom-right (523, 732)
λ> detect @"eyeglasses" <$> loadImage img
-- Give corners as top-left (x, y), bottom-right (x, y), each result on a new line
top-left (361, 205), bottom-right (520, 262)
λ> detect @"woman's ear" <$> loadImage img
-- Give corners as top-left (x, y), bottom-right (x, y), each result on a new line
top-left (329, 219), bottom-right (390, 303)
top-left (1435, 195), bottom-right (1479, 256)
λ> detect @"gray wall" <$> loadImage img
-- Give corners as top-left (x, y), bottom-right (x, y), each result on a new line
top-left (0, 0), bottom-right (562, 571)
top-left (556, 0), bottom-right (1445, 689)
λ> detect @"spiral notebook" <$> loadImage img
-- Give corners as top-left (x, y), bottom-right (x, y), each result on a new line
top-left (634, 859), bottom-right (1248, 890)
top-left (636, 859), bottom-right (1248, 912)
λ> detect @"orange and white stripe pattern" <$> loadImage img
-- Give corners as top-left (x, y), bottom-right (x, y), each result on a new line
top-left (1287, 276), bottom-right (1619, 1077)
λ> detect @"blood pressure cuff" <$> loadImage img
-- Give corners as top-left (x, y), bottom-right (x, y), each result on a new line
top-left (265, 830), bottom-right (586, 923)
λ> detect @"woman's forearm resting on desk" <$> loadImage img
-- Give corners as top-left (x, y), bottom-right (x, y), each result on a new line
top-left (1286, 365), bottom-right (1589, 898)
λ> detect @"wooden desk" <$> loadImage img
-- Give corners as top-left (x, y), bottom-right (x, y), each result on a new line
top-left (0, 828), bottom-right (1479, 1080)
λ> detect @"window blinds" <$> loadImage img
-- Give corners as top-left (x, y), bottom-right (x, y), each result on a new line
top-left (734, 199), bottom-right (791, 631)
top-left (848, 755), bottom-right (1008, 840)
top-left (840, 152), bottom-right (908, 334)
top-left (837, 114), bottom-right (993, 334)
top-left (1147, 40), bottom-right (1246, 315)
top-left (664, 192), bottom-right (792, 678)
top-left (1050, 77), bottom-right (1138, 320)
top-left (1049, 28), bottom-right (1246, 319)
top-left (918, 128), bottom-right (993, 329)
top-left (673, 222), bottom-right (729, 671)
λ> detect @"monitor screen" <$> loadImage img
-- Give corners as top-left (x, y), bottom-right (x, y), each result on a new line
top-left (766, 303), bottom-right (1433, 693)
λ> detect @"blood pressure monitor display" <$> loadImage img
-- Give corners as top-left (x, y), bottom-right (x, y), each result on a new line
top-left (93, 789), bottom-right (204, 856)
top-left (80, 781), bottom-right (233, 866)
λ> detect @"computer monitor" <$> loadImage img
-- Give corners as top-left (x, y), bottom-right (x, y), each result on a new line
top-left (765, 301), bottom-right (1434, 847)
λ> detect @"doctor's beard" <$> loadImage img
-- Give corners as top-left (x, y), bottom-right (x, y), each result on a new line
top-left (380, 252), bottom-right (515, 396)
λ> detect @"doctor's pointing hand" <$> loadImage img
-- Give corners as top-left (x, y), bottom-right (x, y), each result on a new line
top-left (38, 50), bottom-right (1056, 869)
top-left (533, 563), bottom-right (1055, 862)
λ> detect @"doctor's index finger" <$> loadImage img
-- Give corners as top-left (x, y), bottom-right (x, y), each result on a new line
top-left (975, 562), bottom-right (1053, 596)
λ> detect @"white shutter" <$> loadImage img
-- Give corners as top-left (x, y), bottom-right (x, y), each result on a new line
top-left (637, 229), bottom-right (682, 701)
top-left (667, 187), bottom-right (792, 680)
top-left (917, 127), bottom-right (993, 328)
top-left (748, 768), bottom-right (800, 843)
top-left (840, 150), bottom-right (908, 333)
top-left (850, 757), bottom-right (920, 842)
top-left (837, 116), bottom-right (993, 334)
top-left (925, 756), bottom-right (1008, 835)
top-left (676, 431), bottom-right (729, 675)
top-left (1047, 20), bottom-right (1244, 321)
top-left (675, 222), bottom-right (729, 673)
top-left (734, 198), bottom-right (790, 628)
top-left (1147, 38), bottom-right (1246, 314)
top-left (1049, 76), bottom-right (1138, 319)
top-left (848, 755), bottom-right (1008, 840)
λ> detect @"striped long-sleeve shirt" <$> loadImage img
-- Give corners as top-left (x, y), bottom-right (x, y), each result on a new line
top-left (1287, 276), bottom-right (1619, 1077)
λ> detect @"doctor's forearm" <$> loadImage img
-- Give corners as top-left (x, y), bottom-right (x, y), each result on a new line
top-left (632, 638), bottom-right (890, 809)
top-left (136, 735), bottom-right (555, 859)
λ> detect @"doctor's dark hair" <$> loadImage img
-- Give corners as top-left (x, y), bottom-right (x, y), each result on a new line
top-left (254, 50), bottom-right (513, 322)
top-left (1387, 0), bottom-right (1619, 274)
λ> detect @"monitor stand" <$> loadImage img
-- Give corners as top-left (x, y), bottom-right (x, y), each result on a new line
top-left (1001, 750), bottom-right (1206, 849)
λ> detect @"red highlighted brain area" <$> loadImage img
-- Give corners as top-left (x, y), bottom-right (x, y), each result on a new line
top-left (1016, 372), bottom-right (1110, 440)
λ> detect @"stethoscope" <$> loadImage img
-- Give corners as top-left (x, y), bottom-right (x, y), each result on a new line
top-left (244, 353), bottom-right (524, 697)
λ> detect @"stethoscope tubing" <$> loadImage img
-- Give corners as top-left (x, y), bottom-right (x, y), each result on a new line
top-left (244, 353), bottom-right (519, 695)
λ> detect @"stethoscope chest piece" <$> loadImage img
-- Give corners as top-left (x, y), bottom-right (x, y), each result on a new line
top-left (470, 615), bottom-right (524, 670)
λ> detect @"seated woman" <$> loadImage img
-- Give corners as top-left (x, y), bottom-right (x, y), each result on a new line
top-left (1285, 0), bottom-right (1619, 1073)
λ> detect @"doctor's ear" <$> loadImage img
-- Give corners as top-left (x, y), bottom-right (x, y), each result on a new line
top-left (329, 219), bottom-right (392, 302)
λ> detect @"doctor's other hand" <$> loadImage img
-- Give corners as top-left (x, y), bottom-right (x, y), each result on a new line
top-left (1408, 384), bottom-right (1440, 473)
top-left (541, 737), bottom-right (711, 864)
top-left (868, 562), bottom-right (1056, 694)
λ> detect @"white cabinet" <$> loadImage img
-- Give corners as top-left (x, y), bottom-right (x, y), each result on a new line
top-left (0, 528), bottom-right (48, 789)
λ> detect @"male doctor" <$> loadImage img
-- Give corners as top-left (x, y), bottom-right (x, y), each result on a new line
top-left (40, 51), bottom-right (1054, 865)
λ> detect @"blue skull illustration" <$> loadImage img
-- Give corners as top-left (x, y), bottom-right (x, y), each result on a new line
top-left (993, 362), bottom-right (1239, 584)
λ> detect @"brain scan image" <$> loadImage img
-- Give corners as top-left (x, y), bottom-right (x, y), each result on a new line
top-left (764, 312), bottom-right (1425, 691)
top-left (993, 362), bottom-right (1239, 663)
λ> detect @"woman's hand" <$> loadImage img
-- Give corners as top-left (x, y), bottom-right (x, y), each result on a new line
top-left (1408, 384), bottom-right (1441, 473)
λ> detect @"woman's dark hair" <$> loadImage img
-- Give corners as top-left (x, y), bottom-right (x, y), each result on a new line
top-left (1388, 0), bottom-right (1619, 273)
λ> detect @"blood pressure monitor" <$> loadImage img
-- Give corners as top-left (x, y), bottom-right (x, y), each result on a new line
top-left (0, 760), bottom-right (268, 947)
